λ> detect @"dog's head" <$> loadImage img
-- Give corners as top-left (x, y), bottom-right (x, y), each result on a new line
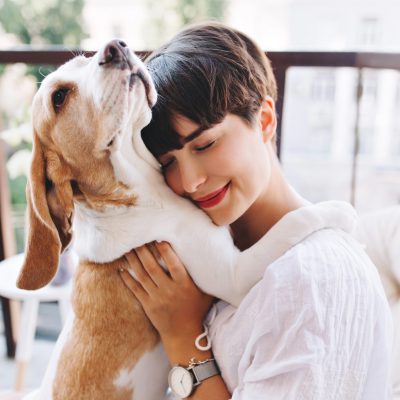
top-left (18, 40), bottom-right (157, 290)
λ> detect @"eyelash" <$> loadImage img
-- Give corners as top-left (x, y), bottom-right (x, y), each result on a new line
top-left (160, 158), bottom-right (175, 172)
top-left (195, 140), bottom-right (216, 152)
top-left (160, 140), bottom-right (217, 172)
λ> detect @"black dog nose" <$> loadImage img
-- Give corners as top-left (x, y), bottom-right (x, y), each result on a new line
top-left (99, 40), bottom-right (128, 66)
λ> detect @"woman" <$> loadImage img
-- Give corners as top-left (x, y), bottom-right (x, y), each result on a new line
top-left (119, 22), bottom-right (392, 399)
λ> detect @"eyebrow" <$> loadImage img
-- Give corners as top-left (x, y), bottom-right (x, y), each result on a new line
top-left (181, 126), bottom-right (207, 144)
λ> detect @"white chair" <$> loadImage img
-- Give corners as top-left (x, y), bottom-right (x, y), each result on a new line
top-left (0, 253), bottom-right (72, 391)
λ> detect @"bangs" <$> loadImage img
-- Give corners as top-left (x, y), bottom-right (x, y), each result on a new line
top-left (141, 101), bottom-right (184, 159)
top-left (141, 54), bottom-right (226, 158)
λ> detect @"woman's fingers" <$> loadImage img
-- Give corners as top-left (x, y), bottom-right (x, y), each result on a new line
top-left (119, 269), bottom-right (148, 302)
top-left (135, 244), bottom-right (170, 287)
top-left (155, 242), bottom-right (189, 282)
top-left (124, 242), bottom-right (190, 297)
top-left (124, 249), bottom-right (158, 295)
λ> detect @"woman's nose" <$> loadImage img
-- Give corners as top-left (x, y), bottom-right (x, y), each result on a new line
top-left (179, 161), bottom-right (206, 194)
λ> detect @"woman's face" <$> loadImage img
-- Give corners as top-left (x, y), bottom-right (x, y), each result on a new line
top-left (158, 110), bottom-right (274, 226)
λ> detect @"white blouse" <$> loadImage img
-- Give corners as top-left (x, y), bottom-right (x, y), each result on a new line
top-left (205, 201), bottom-right (393, 400)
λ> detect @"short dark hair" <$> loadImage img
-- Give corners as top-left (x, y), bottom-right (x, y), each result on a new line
top-left (141, 22), bottom-right (277, 158)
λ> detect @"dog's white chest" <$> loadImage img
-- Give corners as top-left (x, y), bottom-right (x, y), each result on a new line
top-left (113, 342), bottom-right (169, 400)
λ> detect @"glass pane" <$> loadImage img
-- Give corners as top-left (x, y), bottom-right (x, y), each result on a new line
top-left (280, 66), bottom-right (400, 212)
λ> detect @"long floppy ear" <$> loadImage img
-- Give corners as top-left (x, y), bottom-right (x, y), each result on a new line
top-left (17, 133), bottom-right (74, 290)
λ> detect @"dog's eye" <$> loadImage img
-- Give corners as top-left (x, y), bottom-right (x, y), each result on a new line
top-left (52, 88), bottom-right (69, 111)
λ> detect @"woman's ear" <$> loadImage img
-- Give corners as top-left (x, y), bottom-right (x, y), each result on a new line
top-left (259, 97), bottom-right (277, 144)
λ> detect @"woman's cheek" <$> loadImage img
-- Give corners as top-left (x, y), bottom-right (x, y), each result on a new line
top-left (211, 150), bottom-right (240, 177)
top-left (164, 168), bottom-right (183, 196)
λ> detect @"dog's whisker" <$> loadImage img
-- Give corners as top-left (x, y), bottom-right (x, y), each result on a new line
top-left (65, 46), bottom-right (76, 58)
top-left (101, 82), bottom-right (117, 109)
top-left (106, 78), bottom-right (122, 103)
top-left (103, 85), bottom-right (124, 114)
top-left (65, 45), bottom-right (83, 59)
top-left (38, 66), bottom-right (51, 79)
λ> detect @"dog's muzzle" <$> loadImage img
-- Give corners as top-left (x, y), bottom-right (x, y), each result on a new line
top-left (98, 39), bottom-right (155, 107)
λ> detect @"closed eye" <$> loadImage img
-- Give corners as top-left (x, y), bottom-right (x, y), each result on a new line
top-left (160, 157), bottom-right (175, 172)
top-left (195, 140), bottom-right (216, 152)
top-left (52, 88), bottom-right (70, 112)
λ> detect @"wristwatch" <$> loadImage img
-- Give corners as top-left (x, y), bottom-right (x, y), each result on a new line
top-left (168, 358), bottom-right (220, 398)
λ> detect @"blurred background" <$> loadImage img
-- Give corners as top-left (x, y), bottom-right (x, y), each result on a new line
top-left (1, 0), bottom-right (400, 254)
top-left (0, 0), bottom-right (399, 394)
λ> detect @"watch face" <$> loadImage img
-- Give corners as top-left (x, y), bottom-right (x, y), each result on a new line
top-left (168, 366), bottom-right (193, 398)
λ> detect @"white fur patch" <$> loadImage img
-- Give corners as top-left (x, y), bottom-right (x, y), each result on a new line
top-left (113, 342), bottom-right (170, 400)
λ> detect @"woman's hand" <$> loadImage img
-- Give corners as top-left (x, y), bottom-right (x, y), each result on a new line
top-left (120, 241), bottom-right (214, 345)
top-left (120, 243), bottom-right (231, 399)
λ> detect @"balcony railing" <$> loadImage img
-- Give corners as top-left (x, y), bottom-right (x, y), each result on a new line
top-left (2, 49), bottom-right (400, 153)
top-left (1, 48), bottom-right (400, 204)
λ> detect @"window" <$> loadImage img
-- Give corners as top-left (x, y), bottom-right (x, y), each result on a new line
top-left (393, 79), bottom-right (400, 157)
top-left (358, 17), bottom-right (381, 48)
top-left (358, 71), bottom-right (378, 155)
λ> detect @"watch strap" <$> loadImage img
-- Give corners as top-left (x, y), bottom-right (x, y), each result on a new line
top-left (190, 359), bottom-right (220, 384)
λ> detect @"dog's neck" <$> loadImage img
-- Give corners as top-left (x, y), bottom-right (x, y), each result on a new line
top-left (72, 127), bottom-right (185, 263)
top-left (111, 125), bottom-right (165, 199)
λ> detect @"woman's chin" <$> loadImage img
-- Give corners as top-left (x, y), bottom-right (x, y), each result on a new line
top-left (206, 208), bottom-right (236, 227)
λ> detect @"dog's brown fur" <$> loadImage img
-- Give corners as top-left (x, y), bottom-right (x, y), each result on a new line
top-left (18, 63), bottom-right (160, 398)
top-left (53, 259), bottom-right (159, 400)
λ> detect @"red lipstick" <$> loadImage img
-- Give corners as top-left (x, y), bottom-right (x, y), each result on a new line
top-left (194, 183), bottom-right (230, 209)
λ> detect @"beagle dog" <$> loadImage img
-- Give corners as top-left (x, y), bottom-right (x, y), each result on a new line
top-left (19, 40), bottom-right (351, 399)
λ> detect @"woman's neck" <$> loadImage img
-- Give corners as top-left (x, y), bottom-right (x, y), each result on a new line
top-left (231, 159), bottom-right (308, 251)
